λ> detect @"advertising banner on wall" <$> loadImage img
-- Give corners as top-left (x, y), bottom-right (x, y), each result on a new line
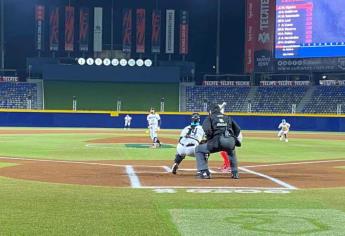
top-left (35, 5), bottom-right (45, 51)
top-left (319, 80), bottom-right (345, 86)
top-left (260, 81), bottom-right (311, 86)
top-left (79, 8), bottom-right (89, 52)
top-left (151, 10), bottom-right (161, 53)
top-left (179, 10), bottom-right (189, 55)
top-left (165, 10), bottom-right (175, 54)
top-left (65, 6), bottom-right (74, 52)
top-left (49, 7), bottom-right (59, 51)
top-left (136, 9), bottom-right (146, 53)
top-left (203, 81), bottom-right (250, 86)
top-left (122, 9), bottom-right (132, 53)
top-left (276, 58), bottom-right (345, 72)
top-left (244, 0), bottom-right (256, 73)
top-left (244, 0), bottom-right (275, 73)
top-left (93, 7), bottom-right (103, 52)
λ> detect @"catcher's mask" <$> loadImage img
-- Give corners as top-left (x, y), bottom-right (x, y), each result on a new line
top-left (191, 113), bottom-right (200, 126)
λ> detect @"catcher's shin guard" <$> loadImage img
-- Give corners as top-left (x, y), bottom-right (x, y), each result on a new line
top-left (174, 154), bottom-right (185, 165)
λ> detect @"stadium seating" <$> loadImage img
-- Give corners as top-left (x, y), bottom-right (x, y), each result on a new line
top-left (185, 85), bottom-right (345, 114)
top-left (185, 86), bottom-right (251, 112)
top-left (302, 86), bottom-right (345, 114)
top-left (250, 86), bottom-right (308, 113)
top-left (0, 82), bottom-right (38, 109)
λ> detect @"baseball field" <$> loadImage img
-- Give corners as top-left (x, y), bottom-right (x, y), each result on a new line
top-left (0, 128), bottom-right (345, 235)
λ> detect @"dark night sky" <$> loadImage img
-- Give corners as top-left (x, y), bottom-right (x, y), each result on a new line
top-left (2, 0), bottom-right (245, 77)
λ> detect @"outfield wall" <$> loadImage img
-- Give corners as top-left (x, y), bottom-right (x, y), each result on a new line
top-left (0, 110), bottom-right (344, 132)
top-left (44, 81), bottom-right (180, 111)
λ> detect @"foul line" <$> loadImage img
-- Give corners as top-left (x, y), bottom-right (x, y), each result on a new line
top-left (242, 159), bottom-right (345, 169)
top-left (0, 156), bottom-right (166, 169)
top-left (162, 166), bottom-right (172, 172)
top-left (239, 167), bottom-right (297, 190)
top-left (125, 165), bottom-right (141, 188)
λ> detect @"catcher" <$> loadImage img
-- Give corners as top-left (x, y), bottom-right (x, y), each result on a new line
top-left (171, 113), bottom-right (205, 174)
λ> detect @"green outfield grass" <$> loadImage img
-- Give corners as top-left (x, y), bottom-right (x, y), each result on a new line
top-left (0, 129), bottom-right (344, 163)
top-left (0, 128), bottom-right (344, 235)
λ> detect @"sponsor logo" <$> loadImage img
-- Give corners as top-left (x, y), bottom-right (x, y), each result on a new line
top-left (258, 32), bottom-right (270, 44)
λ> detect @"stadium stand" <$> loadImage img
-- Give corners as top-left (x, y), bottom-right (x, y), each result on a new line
top-left (185, 85), bottom-right (345, 114)
top-left (185, 86), bottom-right (251, 112)
top-left (250, 86), bottom-right (309, 113)
top-left (0, 82), bottom-right (39, 109)
top-left (302, 86), bottom-right (345, 114)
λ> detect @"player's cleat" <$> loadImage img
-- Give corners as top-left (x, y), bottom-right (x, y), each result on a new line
top-left (231, 172), bottom-right (240, 179)
top-left (285, 139), bottom-right (289, 142)
top-left (218, 164), bottom-right (231, 173)
top-left (221, 166), bottom-right (231, 173)
top-left (171, 163), bottom-right (179, 174)
top-left (279, 136), bottom-right (283, 141)
top-left (197, 169), bottom-right (211, 179)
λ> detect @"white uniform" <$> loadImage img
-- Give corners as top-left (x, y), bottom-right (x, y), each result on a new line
top-left (124, 115), bottom-right (132, 128)
top-left (176, 125), bottom-right (205, 157)
top-left (147, 113), bottom-right (161, 141)
top-left (278, 122), bottom-right (290, 141)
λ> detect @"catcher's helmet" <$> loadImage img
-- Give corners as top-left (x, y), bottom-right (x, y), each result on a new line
top-left (191, 113), bottom-right (200, 125)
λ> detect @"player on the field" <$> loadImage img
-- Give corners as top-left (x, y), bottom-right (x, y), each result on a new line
top-left (194, 104), bottom-right (242, 179)
top-left (124, 114), bottom-right (132, 130)
top-left (171, 113), bottom-right (205, 174)
top-left (217, 102), bottom-right (243, 173)
top-left (147, 108), bottom-right (161, 148)
top-left (278, 119), bottom-right (290, 142)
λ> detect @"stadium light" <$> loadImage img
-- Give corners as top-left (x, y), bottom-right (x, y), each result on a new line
top-left (103, 58), bottom-right (111, 66)
top-left (95, 58), bottom-right (103, 66)
top-left (120, 59), bottom-right (128, 66)
top-left (128, 59), bottom-right (136, 67)
top-left (136, 59), bottom-right (144, 67)
top-left (111, 58), bottom-right (119, 66)
top-left (78, 58), bottom-right (86, 65)
top-left (144, 59), bottom-right (153, 67)
top-left (86, 58), bottom-right (94, 65)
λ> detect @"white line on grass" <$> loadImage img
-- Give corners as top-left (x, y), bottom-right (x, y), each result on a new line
top-left (239, 167), bottom-right (297, 190)
top-left (242, 159), bottom-right (345, 169)
top-left (125, 165), bottom-right (141, 188)
top-left (0, 156), bottom-right (165, 169)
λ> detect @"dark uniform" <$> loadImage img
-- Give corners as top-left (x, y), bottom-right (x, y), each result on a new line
top-left (195, 104), bottom-right (241, 179)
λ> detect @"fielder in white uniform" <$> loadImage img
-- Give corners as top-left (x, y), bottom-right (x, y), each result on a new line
top-left (172, 113), bottom-right (205, 174)
top-left (278, 119), bottom-right (291, 142)
top-left (147, 108), bottom-right (161, 148)
top-left (124, 115), bottom-right (132, 130)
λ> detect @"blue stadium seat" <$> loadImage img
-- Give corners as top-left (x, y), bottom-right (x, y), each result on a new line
top-left (302, 86), bottom-right (345, 114)
top-left (0, 82), bottom-right (38, 109)
top-left (185, 86), bottom-right (251, 112)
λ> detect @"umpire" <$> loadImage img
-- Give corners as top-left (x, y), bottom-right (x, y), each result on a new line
top-left (195, 104), bottom-right (241, 179)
